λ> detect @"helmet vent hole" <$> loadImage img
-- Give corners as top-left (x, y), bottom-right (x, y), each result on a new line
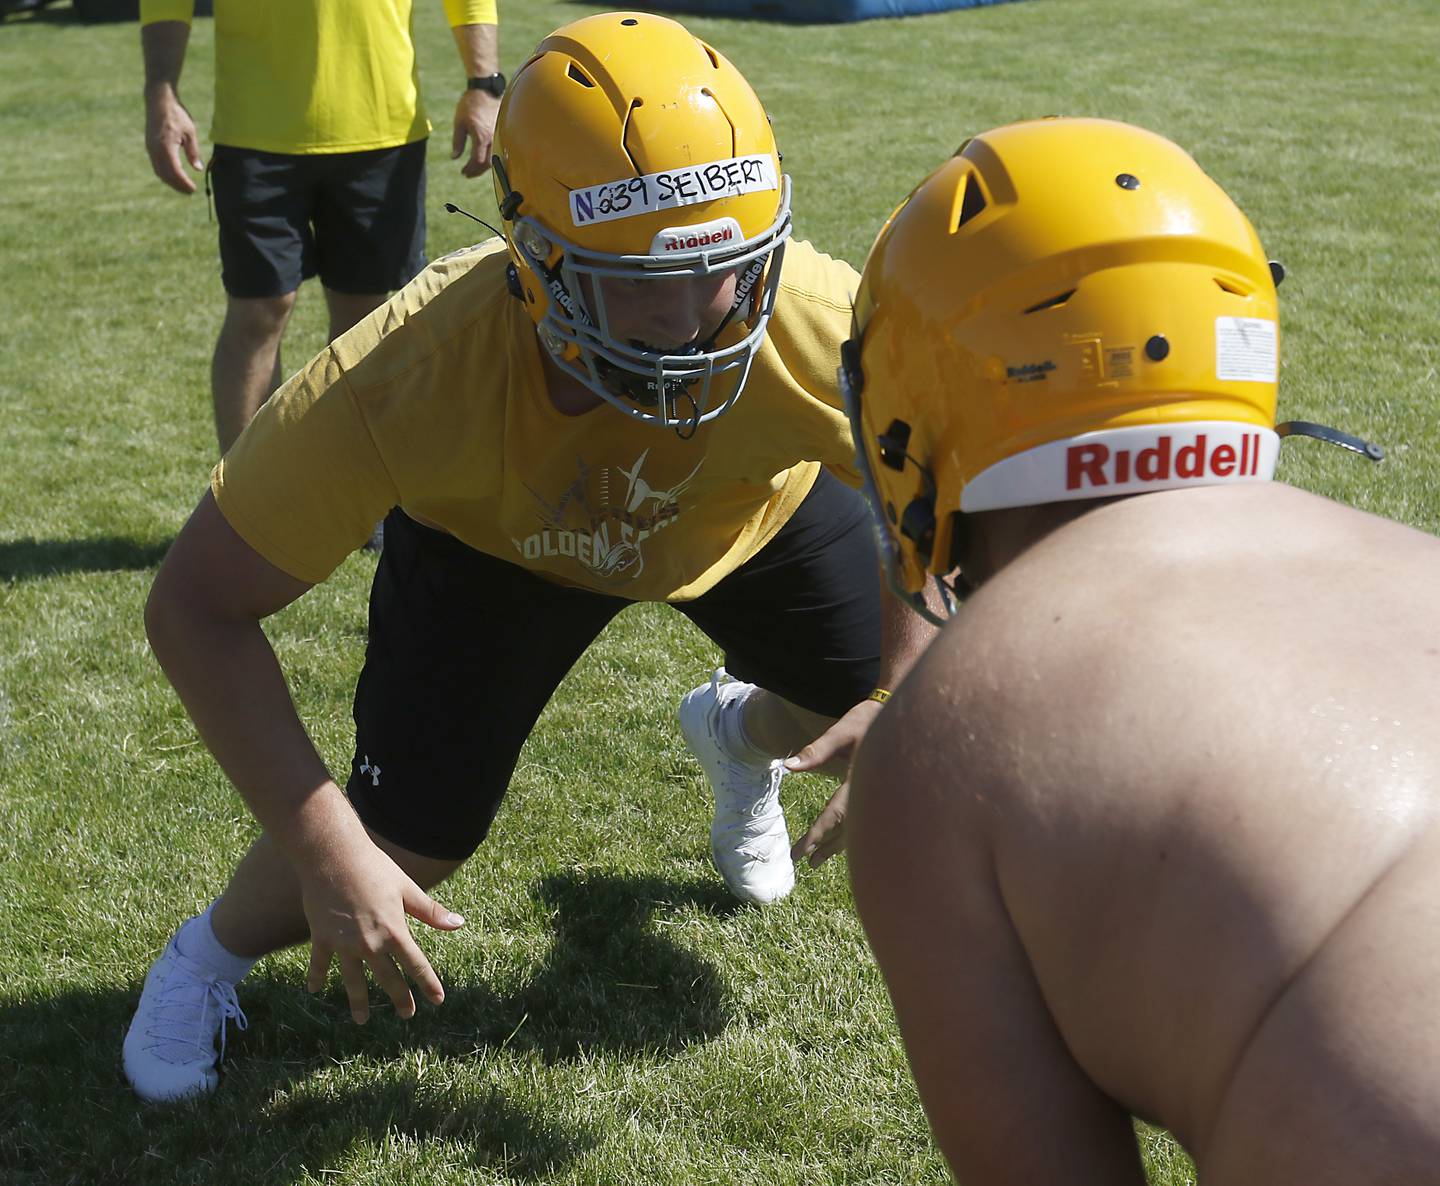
top-left (702, 45), bottom-right (721, 69)
top-left (1023, 289), bottom-right (1075, 314)
top-left (566, 63), bottom-right (595, 88)
top-left (621, 16), bottom-right (638, 25)
top-left (1213, 277), bottom-right (1247, 296)
top-left (953, 173), bottom-right (987, 231)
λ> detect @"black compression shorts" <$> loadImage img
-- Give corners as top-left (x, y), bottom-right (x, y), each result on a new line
top-left (346, 469), bottom-right (881, 860)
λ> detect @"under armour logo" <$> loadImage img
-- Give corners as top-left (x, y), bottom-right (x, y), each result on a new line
top-left (358, 756), bottom-right (382, 787)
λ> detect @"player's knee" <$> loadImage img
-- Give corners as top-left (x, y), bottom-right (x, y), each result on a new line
top-left (223, 292), bottom-right (297, 341)
top-left (366, 828), bottom-right (466, 890)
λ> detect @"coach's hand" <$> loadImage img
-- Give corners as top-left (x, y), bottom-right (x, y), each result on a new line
top-left (786, 697), bottom-right (884, 867)
top-left (144, 87), bottom-right (203, 195)
top-left (300, 834), bottom-right (465, 1024)
top-left (452, 90), bottom-right (498, 179)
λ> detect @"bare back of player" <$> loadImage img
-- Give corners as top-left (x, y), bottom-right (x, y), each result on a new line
top-left (849, 481), bottom-right (1440, 1185)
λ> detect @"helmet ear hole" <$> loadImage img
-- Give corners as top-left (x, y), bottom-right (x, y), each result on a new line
top-left (878, 419), bottom-right (912, 471)
top-left (900, 496), bottom-right (936, 559)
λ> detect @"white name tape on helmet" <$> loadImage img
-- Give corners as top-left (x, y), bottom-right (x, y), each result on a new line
top-left (570, 156), bottom-right (778, 228)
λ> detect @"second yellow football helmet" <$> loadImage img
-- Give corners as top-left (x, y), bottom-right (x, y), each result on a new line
top-left (845, 118), bottom-right (1292, 616)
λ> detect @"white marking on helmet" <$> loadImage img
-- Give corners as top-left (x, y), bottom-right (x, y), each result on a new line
top-left (569, 156), bottom-right (777, 227)
top-left (649, 217), bottom-right (743, 256)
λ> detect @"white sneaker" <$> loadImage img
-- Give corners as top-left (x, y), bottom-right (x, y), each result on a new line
top-left (678, 668), bottom-right (795, 905)
top-left (122, 936), bottom-right (248, 1102)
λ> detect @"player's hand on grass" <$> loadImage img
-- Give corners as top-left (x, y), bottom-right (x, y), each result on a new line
top-left (300, 836), bottom-right (465, 1024)
top-left (792, 781), bottom-right (850, 868)
top-left (786, 697), bottom-right (885, 867)
top-left (144, 88), bottom-right (203, 195)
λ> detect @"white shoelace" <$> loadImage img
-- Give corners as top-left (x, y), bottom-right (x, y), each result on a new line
top-left (712, 759), bottom-right (786, 854)
top-left (142, 968), bottom-right (249, 1066)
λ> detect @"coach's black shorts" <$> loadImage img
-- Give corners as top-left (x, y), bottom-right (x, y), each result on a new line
top-left (209, 140), bottom-right (427, 299)
top-left (346, 469), bottom-right (882, 861)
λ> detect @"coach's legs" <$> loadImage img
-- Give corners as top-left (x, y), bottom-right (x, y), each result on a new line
top-left (323, 287), bottom-right (389, 345)
top-left (211, 292), bottom-right (296, 455)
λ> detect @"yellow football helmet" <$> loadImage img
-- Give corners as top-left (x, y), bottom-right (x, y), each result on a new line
top-left (492, 11), bottom-right (792, 432)
top-left (844, 116), bottom-right (1379, 622)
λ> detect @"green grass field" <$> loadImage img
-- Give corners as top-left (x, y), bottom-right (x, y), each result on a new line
top-left (1, 0), bottom-right (1437, 1182)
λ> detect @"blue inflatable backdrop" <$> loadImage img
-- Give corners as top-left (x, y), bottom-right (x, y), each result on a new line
top-left (639, 0), bottom-right (1022, 22)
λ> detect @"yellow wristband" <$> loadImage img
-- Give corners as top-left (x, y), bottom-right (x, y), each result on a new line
top-left (867, 687), bottom-right (891, 704)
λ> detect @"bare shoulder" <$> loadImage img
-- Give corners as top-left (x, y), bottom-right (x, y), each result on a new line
top-left (875, 482), bottom-right (1440, 825)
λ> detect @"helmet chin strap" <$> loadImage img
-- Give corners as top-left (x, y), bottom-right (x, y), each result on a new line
top-left (1275, 420), bottom-right (1385, 461)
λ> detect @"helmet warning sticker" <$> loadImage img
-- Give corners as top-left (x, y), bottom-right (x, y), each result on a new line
top-left (1216, 317), bottom-right (1278, 383)
top-left (569, 156), bottom-right (778, 227)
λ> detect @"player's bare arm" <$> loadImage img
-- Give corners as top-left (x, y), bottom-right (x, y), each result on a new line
top-left (788, 569), bottom-right (941, 865)
top-left (145, 492), bottom-right (464, 1021)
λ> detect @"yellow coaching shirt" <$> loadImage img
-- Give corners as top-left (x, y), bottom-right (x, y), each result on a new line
top-left (140, 0), bottom-right (498, 154)
top-left (212, 239), bottom-right (862, 602)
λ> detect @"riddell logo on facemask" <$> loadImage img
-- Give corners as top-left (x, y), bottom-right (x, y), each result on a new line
top-left (1065, 432), bottom-right (1265, 490)
top-left (650, 217), bottom-right (743, 257)
top-left (660, 226), bottom-right (734, 253)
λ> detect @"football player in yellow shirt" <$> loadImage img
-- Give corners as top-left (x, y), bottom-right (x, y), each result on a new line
top-left (842, 117), bottom-right (1440, 1184)
top-left (122, 12), bottom-right (937, 1103)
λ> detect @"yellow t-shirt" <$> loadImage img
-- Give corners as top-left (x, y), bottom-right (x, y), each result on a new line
top-left (140, 0), bottom-right (497, 154)
top-left (212, 238), bottom-right (861, 602)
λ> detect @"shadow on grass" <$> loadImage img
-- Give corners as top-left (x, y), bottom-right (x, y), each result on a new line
top-left (0, 536), bottom-right (171, 582)
top-left (0, 2), bottom-right (72, 25)
top-left (469, 867), bottom-right (738, 1061)
top-left (0, 870), bottom-right (733, 1184)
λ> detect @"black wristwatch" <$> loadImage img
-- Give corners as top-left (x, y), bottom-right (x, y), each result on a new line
top-left (467, 72), bottom-right (506, 97)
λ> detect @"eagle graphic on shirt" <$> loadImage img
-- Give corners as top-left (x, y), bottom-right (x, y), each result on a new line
top-left (515, 449), bottom-right (704, 583)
